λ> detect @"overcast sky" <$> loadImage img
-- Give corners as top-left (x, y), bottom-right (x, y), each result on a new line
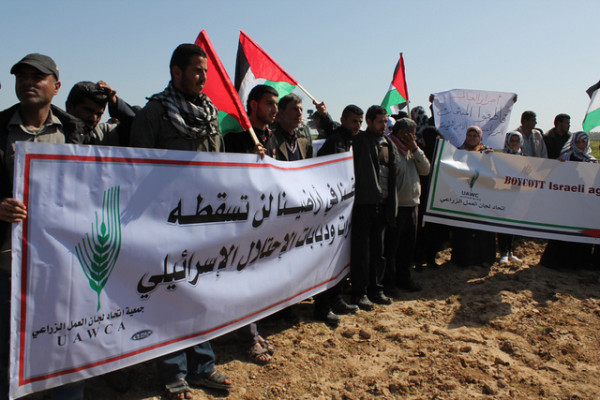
top-left (1, 0), bottom-right (598, 133)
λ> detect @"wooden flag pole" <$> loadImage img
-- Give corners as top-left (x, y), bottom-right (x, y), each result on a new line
top-left (248, 126), bottom-right (260, 146)
top-left (247, 126), bottom-right (267, 159)
top-left (297, 83), bottom-right (319, 104)
top-left (401, 52), bottom-right (410, 118)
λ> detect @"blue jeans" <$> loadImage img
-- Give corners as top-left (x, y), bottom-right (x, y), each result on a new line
top-left (157, 341), bottom-right (215, 384)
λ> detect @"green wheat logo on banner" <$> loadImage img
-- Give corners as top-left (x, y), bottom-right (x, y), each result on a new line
top-left (75, 186), bottom-right (122, 311)
top-left (468, 171), bottom-right (480, 189)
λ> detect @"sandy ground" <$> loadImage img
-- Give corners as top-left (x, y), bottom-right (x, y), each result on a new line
top-left (23, 238), bottom-right (600, 400)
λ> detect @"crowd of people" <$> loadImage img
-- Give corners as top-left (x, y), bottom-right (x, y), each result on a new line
top-left (0, 43), bottom-right (596, 399)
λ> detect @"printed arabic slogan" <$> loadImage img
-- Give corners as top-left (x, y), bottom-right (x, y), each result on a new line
top-left (9, 142), bottom-right (354, 399)
top-left (432, 89), bottom-right (516, 149)
top-left (424, 140), bottom-right (600, 243)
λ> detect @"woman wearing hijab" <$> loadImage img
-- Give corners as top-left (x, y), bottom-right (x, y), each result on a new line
top-left (540, 131), bottom-right (596, 270)
top-left (498, 132), bottom-right (524, 264)
top-left (450, 126), bottom-right (497, 267)
top-left (558, 131), bottom-right (597, 163)
top-left (503, 131), bottom-right (523, 154)
top-left (459, 125), bottom-right (493, 152)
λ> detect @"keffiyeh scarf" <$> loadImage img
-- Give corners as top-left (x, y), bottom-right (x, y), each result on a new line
top-left (150, 83), bottom-right (219, 139)
top-left (560, 131), bottom-right (597, 163)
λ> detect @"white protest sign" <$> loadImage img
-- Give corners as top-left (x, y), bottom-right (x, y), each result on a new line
top-left (432, 89), bottom-right (516, 149)
top-left (9, 142), bottom-right (354, 398)
top-left (424, 139), bottom-right (600, 243)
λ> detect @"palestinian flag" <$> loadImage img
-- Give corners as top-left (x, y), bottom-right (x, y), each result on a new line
top-left (235, 30), bottom-right (298, 109)
top-left (194, 30), bottom-right (251, 135)
top-left (583, 80), bottom-right (600, 133)
top-left (381, 53), bottom-right (409, 115)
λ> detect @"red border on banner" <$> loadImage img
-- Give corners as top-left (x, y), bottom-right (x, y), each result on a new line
top-left (17, 152), bottom-right (352, 386)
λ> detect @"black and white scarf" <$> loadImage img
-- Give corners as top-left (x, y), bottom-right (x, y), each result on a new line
top-left (150, 83), bottom-right (219, 139)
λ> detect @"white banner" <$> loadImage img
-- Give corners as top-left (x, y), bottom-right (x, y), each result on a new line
top-left (9, 142), bottom-right (354, 398)
top-left (432, 89), bottom-right (516, 149)
top-left (424, 140), bottom-right (600, 243)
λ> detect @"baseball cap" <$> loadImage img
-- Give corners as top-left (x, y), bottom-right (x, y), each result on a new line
top-left (10, 53), bottom-right (59, 80)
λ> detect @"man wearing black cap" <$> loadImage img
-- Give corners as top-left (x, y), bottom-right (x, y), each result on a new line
top-left (0, 53), bottom-right (87, 400)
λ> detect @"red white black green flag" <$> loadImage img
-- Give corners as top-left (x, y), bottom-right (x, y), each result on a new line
top-left (381, 53), bottom-right (409, 115)
top-left (234, 30), bottom-right (298, 109)
top-left (194, 30), bottom-right (251, 135)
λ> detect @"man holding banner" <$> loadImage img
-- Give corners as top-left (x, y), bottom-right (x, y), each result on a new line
top-left (224, 83), bottom-right (279, 363)
top-left (224, 84), bottom-right (277, 155)
top-left (130, 43), bottom-right (232, 399)
top-left (0, 53), bottom-right (88, 400)
top-left (130, 44), bottom-right (224, 153)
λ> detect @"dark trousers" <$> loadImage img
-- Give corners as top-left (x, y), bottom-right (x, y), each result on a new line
top-left (314, 284), bottom-right (342, 316)
top-left (451, 228), bottom-right (496, 267)
top-left (350, 204), bottom-right (387, 297)
top-left (540, 240), bottom-right (592, 269)
top-left (1, 270), bottom-right (9, 399)
top-left (157, 341), bottom-right (215, 384)
top-left (384, 206), bottom-right (418, 288)
top-left (497, 233), bottom-right (514, 254)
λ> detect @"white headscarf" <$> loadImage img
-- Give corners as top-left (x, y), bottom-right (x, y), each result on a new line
top-left (559, 131), bottom-right (597, 162)
top-left (503, 131), bottom-right (523, 154)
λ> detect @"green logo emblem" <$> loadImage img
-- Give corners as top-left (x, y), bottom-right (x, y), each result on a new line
top-left (75, 186), bottom-right (122, 311)
top-left (468, 171), bottom-right (480, 189)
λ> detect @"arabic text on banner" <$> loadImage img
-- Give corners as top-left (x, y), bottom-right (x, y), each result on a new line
top-left (9, 142), bottom-right (354, 399)
top-left (432, 89), bottom-right (516, 149)
top-left (424, 139), bottom-right (600, 243)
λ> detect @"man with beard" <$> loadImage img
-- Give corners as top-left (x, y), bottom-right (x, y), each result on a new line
top-left (544, 113), bottom-right (571, 159)
top-left (223, 84), bottom-right (279, 364)
top-left (130, 43), bottom-right (232, 400)
top-left (224, 84), bottom-right (277, 155)
top-left (267, 93), bottom-right (313, 160)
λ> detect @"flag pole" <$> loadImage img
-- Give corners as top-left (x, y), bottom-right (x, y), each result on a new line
top-left (297, 83), bottom-right (319, 104)
top-left (248, 126), bottom-right (260, 146)
top-left (401, 53), bottom-right (410, 118)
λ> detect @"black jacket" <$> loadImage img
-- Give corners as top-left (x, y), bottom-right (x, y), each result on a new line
top-left (351, 130), bottom-right (399, 222)
top-left (317, 125), bottom-right (353, 156)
